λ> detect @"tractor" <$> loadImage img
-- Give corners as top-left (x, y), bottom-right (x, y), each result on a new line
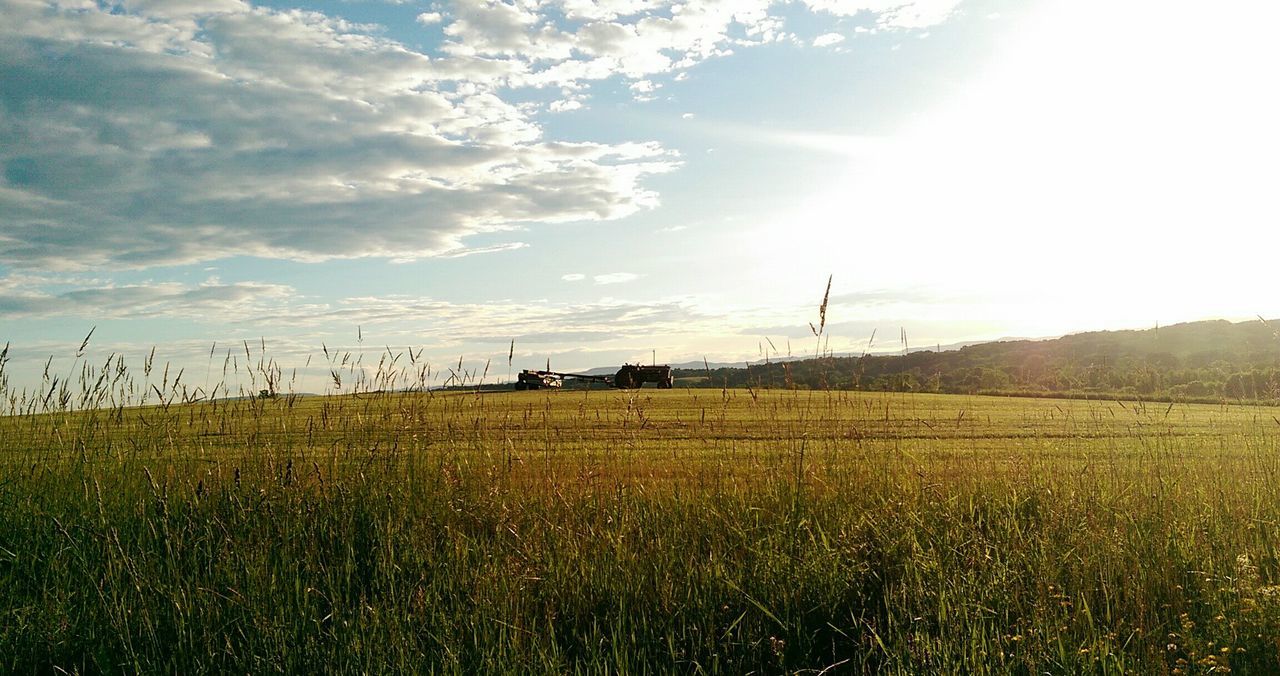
top-left (612, 364), bottom-right (674, 389)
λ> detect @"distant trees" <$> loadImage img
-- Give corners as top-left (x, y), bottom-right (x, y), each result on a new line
top-left (673, 319), bottom-right (1280, 402)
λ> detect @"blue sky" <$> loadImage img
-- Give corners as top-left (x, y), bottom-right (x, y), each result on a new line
top-left (2, 0), bottom-right (1279, 395)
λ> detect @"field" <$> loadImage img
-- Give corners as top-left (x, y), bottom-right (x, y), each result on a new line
top-left (4, 385), bottom-right (1280, 673)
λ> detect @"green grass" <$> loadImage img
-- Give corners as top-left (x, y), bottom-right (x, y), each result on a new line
top-left (3, 387), bottom-right (1280, 673)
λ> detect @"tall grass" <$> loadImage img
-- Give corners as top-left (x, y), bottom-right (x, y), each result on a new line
top-left (2, 347), bottom-right (1280, 673)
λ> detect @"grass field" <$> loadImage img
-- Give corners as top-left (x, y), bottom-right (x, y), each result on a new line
top-left (3, 385), bottom-right (1280, 673)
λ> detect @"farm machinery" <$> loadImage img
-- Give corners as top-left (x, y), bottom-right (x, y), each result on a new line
top-left (612, 364), bottom-right (674, 389)
top-left (514, 364), bottom-right (674, 390)
top-left (513, 370), bottom-right (567, 390)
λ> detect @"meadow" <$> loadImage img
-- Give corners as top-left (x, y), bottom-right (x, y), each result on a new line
top-left (3, 377), bottom-right (1280, 673)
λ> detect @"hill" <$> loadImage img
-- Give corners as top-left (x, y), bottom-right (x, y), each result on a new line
top-left (676, 318), bottom-right (1280, 402)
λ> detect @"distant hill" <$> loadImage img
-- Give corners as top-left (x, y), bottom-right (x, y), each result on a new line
top-left (671, 318), bottom-right (1280, 403)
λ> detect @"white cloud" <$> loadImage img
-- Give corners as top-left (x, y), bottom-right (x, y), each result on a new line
top-left (0, 292), bottom-right (770, 395)
top-left (434, 242), bottom-right (529, 259)
top-left (416, 11), bottom-right (443, 24)
top-left (0, 281), bottom-right (296, 320)
top-left (0, 0), bottom-right (676, 271)
top-left (812, 32), bottom-right (844, 47)
top-left (441, 0), bottom-right (573, 60)
top-left (561, 273), bottom-right (586, 281)
top-left (629, 78), bottom-right (660, 100)
top-left (0, 0), bottom-right (959, 275)
top-left (549, 98), bottom-right (584, 112)
top-left (800, 0), bottom-right (962, 29)
top-left (594, 272), bottom-right (640, 284)
top-left (556, 0), bottom-right (667, 22)
top-left (440, 0), bottom-right (830, 89)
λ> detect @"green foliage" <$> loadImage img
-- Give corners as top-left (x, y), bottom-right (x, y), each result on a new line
top-left (684, 318), bottom-right (1280, 402)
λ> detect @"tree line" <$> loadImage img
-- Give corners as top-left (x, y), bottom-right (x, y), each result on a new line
top-left (676, 319), bottom-right (1280, 403)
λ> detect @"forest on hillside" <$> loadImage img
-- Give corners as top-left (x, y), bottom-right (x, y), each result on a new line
top-left (676, 319), bottom-right (1280, 402)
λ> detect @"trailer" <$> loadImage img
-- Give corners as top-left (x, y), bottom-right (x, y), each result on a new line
top-left (514, 370), bottom-right (564, 390)
top-left (514, 364), bottom-right (674, 390)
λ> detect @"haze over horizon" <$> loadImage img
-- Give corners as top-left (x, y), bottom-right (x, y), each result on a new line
top-left (2, 0), bottom-right (1278, 392)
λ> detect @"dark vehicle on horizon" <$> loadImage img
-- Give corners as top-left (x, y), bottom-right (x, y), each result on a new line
top-left (612, 364), bottom-right (674, 389)
top-left (513, 364), bottom-right (674, 390)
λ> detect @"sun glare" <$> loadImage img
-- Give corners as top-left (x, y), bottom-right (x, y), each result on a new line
top-left (754, 0), bottom-right (1280, 336)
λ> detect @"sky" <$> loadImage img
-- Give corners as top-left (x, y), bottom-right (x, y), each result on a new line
top-left (2, 0), bottom-right (1279, 395)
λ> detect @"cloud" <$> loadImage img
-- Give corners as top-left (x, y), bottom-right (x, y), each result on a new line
top-left (801, 0), bottom-right (962, 29)
top-left (0, 0), bottom-right (676, 271)
top-left (441, 0), bottom-right (572, 60)
top-left (812, 32), bottom-right (844, 47)
top-left (549, 98), bottom-right (584, 112)
top-left (462, 330), bottom-right (623, 344)
top-left (630, 79), bottom-right (659, 100)
top-left (561, 273), bottom-right (586, 281)
top-left (593, 272), bottom-right (640, 285)
top-left (0, 281), bottom-right (296, 321)
top-left (189, 294), bottom-right (722, 350)
top-left (433, 242), bottom-right (529, 259)
top-left (438, 0), bottom-right (946, 89)
top-left (0, 0), bottom-right (961, 274)
top-left (0, 292), bottom-right (759, 394)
